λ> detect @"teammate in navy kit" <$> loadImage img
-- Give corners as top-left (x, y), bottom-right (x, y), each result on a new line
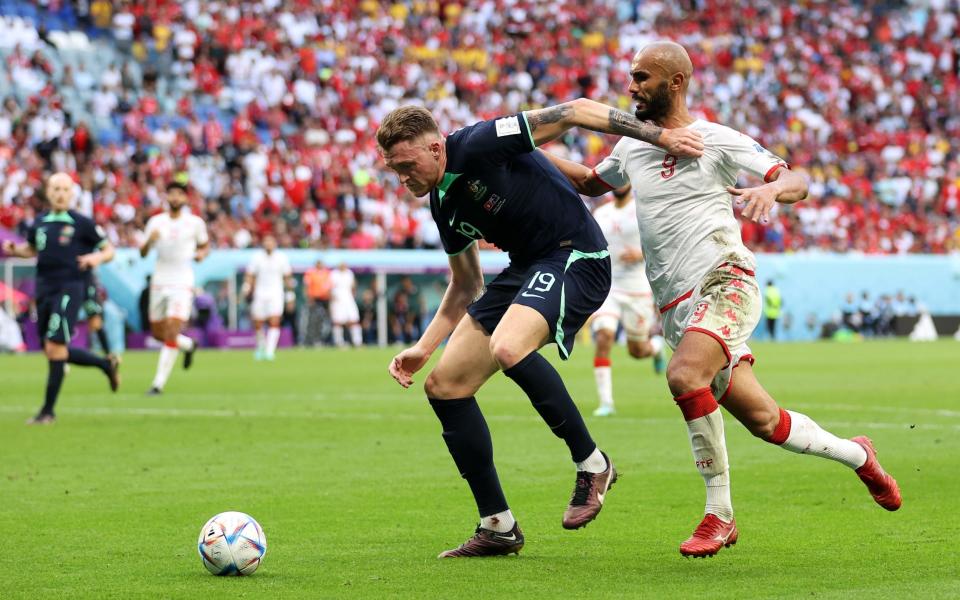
top-left (2, 173), bottom-right (120, 424)
top-left (379, 101), bottom-right (703, 557)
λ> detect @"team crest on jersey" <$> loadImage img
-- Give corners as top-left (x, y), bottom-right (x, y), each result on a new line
top-left (58, 225), bottom-right (75, 245)
top-left (690, 302), bottom-right (709, 324)
top-left (466, 179), bottom-right (488, 201)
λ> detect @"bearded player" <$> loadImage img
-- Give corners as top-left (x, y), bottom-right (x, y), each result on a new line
top-left (545, 41), bottom-right (901, 557)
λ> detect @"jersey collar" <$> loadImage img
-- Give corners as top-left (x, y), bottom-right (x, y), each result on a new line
top-left (41, 211), bottom-right (74, 224)
top-left (436, 172), bottom-right (462, 205)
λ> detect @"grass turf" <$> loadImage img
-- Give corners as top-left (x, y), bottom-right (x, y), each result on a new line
top-left (1, 340), bottom-right (958, 599)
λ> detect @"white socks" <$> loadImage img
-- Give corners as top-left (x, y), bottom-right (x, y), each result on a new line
top-left (676, 387), bottom-right (733, 522)
top-left (593, 361), bottom-right (613, 410)
top-left (350, 324), bottom-right (362, 346)
top-left (576, 447), bottom-right (608, 474)
top-left (774, 409), bottom-right (868, 469)
top-left (152, 344), bottom-right (178, 389)
top-left (332, 325), bottom-right (344, 347)
top-left (481, 509), bottom-right (515, 533)
top-left (705, 471), bottom-right (733, 522)
top-left (176, 334), bottom-right (194, 352)
top-left (266, 327), bottom-right (280, 355)
top-left (255, 329), bottom-right (266, 353)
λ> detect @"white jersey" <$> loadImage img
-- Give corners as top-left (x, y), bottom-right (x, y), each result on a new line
top-left (594, 119), bottom-right (786, 309)
top-left (330, 269), bottom-right (356, 303)
top-left (248, 249), bottom-right (291, 299)
top-left (592, 199), bottom-right (651, 294)
top-left (144, 211), bottom-right (209, 287)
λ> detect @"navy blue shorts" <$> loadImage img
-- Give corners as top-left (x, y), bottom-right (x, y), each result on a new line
top-left (37, 282), bottom-right (83, 345)
top-left (467, 247), bottom-right (611, 359)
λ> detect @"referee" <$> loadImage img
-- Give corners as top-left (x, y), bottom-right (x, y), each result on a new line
top-left (2, 173), bottom-right (120, 424)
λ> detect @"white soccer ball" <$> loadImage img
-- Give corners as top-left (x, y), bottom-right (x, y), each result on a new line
top-left (197, 511), bottom-right (267, 576)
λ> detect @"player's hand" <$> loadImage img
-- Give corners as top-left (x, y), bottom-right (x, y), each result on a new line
top-left (657, 127), bottom-right (704, 158)
top-left (1, 240), bottom-right (14, 255)
top-left (77, 252), bottom-right (101, 270)
top-left (388, 345), bottom-right (431, 388)
top-left (728, 184), bottom-right (777, 223)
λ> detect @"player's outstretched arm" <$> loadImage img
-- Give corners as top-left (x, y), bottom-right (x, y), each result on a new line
top-left (388, 243), bottom-right (483, 388)
top-left (1, 240), bottom-right (37, 258)
top-left (140, 228), bottom-right (159, 258)
top-left (524, 98), bottom-right (704, 157)
top-left (727, 167), bottom-right (808, 223)
top-left (538, 150), bottom-right (612, 197)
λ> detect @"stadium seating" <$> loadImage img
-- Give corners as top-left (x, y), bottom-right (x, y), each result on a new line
top-left (0, 0), bottom-right (957, 254)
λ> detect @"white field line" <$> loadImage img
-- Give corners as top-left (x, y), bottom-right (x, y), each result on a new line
top-left (789, 402), bottom-right (960, 419)
top-left (0, 404), bottom-right (957, 431)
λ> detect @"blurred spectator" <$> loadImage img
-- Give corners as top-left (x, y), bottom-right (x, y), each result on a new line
top-left (859, 291), bottom-right (877, 336)
top-left (281, 289), bottom-right (300, 346)
top-left (841, 292), bottom-right (860, 332)
top-left (358, 287), bottom-right (377, 345)
top-left (0, 0), bottom-right (957, 256)
top-left (302, 259), bottom-right (331, 346)
top-left (763, 280), bottom-right (782, 341)
top-left (389, 276), bottom-right (423, 345)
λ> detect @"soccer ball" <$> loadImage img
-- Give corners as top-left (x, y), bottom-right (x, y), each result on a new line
top-left (197, 511), bottom-right (267, 576)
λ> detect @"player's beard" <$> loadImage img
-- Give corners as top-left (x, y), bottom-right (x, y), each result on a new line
top-left (634, 81), bottom-right (672, 123)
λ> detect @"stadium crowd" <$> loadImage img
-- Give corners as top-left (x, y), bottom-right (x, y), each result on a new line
top-left (0, 0), bottom-right (959, 254)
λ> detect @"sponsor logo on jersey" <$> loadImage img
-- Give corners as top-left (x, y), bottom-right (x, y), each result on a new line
top-left (482, 194), bottom-right (506, 214)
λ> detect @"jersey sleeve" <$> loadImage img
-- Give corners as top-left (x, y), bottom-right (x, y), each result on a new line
top-left (143, 216), bottom-right (158, 239)
top-left (448, 114), bottom-right (536, 167)
top-left (78, 215), bottom-right (107, 249)
top-left (25, 221), bottom-right (38, 248)
top-left (195, 217), bottom-right (210, 246)
top-left (593, 140), bottom-right (630, 189)
top-left (247, 254), bottom-right (261, 276)
top-left (719, 131), bottom-right (789, 182)
top-left (282, 255), bottom-right (292, 276)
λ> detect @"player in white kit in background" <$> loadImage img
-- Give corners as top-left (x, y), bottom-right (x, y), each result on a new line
top-left (545, 41), bottom-right (900, 558)
top-left (242, 235), bottom-right (293, 360)
top-left (590, 183), bottom-right (666, 417)
top-left (329, 262), bottom-right (362, 347)
top-left (139, 181), bottom-right (209, 394)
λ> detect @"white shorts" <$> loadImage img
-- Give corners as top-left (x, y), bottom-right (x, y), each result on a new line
top-left (149, 285), bottom-right (194, 323)
top-left (660, 262), bottom-right (762, 400)
top-left (330, 299), bottom-right (359, 324)
top-left (251, 294), bottom-right (284, 321)
top-left (591, 289), bottom-right (656, 342)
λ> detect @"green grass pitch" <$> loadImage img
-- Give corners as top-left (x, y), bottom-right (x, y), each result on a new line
top-left (1, 340), bottom-right (958, 599)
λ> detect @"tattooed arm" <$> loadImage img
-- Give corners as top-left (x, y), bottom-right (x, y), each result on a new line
top-left (523, 98), bottom-right (704, 157)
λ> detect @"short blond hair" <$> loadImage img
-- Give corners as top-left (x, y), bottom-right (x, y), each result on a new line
top-left (376, 105), bottom-right (440, 151)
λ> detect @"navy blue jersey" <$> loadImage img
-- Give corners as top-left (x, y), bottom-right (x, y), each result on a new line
top-left (27, 210), bottom-right (106, 293)
top-left (429, 114), bottom-right (607, 266)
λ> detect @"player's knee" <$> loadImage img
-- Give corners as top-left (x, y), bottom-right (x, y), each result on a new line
top-left (423, 370), bottom-right (467, 400)
top-left (627, 341), bottom-right (650, 359)
top-left (666, 357), bottom-right (712, 397)
top-left (489, 338), bottom-right (527, 370)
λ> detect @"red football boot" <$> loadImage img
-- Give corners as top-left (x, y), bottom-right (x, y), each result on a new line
top-left (679, 514), bottom-right (738, 558)
top-left (852, 436), bottom-right (902, 511)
